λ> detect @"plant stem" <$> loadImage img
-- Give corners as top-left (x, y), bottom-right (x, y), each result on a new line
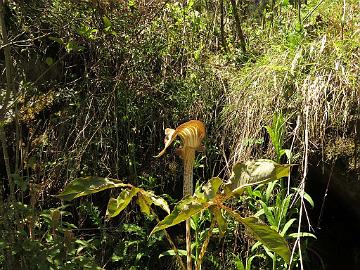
top-left (183, 148), bottom-right (195, 196)
top-left (272, 254), bottom-right (276, 270)
top-left (186, 219), bottom-right (192, 270)
top-left (195, 218), bottom-right (216, 270)
top-left (151, 209), bottom-right (186, 270)
top-left (183, 147), bottom-right (196, 270)
top-left (298, 0), bottom-right (302, 28)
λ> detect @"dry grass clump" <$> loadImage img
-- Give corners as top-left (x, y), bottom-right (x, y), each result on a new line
top-left (216, 0), bottom-right (359, 173)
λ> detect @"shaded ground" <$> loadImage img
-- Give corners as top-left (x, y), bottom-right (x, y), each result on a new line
top-left (308, 164), bottom-right (360, 270)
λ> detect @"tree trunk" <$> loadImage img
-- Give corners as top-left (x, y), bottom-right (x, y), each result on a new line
top-left (0, 2), bottom-right (16, 268)
top-left (230, 0), bottom-right (246, 53)
top-left (0, 0), bottom-right (15, 205)
top-left (220, 0), bottom-right (228, 51)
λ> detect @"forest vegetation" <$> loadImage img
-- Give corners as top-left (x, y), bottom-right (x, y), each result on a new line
top-left (0, 0), bottom-right (359, 269)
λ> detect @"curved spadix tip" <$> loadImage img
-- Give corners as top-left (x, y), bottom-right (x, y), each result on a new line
top-left (155, 120), bottom-right (205, 158)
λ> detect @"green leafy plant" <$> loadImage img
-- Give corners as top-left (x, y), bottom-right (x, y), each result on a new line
top-left (57, 121), bottom-right (293, 270)
top-left (150, 159), bottom-right (293, 270)
top-left (7, 203), bottom-right (102, 269)
top-left (233, 112), bottom-right (315, 269)
top-left (57, 176), bottom-right (185, 269)
top-left (265, 112), bottom-right (291, 163)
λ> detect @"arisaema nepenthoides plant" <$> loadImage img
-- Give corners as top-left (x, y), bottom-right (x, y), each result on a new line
top-left (155, 120), bottom-right (206, 270)
top-left (152, 120), bottom-right (293, 270)
top-left (56, 120), bottom-right (293, 270)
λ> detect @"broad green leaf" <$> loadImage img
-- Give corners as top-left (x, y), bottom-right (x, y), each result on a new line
top-left (224, 207), bottom-right (290, 264)
top-left (190, 216), bottom-right (197, 230)
top-left (137, 190), bottom-right (170, 214)
top-left (281, 0), bottom-right (290, 6)
top-left (202, 177), bottom-right (223, 200)
top-left (210, 206), bottom-right (227, 238)
top-left (225, 159), bottom-right (292, 195)
top-left (137, 194), bottom-right (152, 216)
top-left (150, 197), bottom-right (208, 235)
top-left (149, 193), bottom-right (171, 214)
top-left (106, 187), bottom-right (139, 218)
top-left (57, 176), bottom-right (130, 201)
top-left (159, 249), bottom-right (188, 258)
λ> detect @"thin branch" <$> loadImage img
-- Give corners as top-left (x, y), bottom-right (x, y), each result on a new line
top-left (0, 32), bottom-right (50, 49)
top-left (195, 218), bottom-right (216, 270)
top-left (151, 208), bottom-right (186, 270)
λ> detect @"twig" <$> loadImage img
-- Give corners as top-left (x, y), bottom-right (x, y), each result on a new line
top-left (303, 0), bottom-right (326, 23)
top-left (195, 218), bottom-right (216, 270)
top-left (0, 32), bottom-right (50, 49)
top-left (151, 209), bottom-right (186, 270)
top-left (317, 161), bottom-right (334, 229)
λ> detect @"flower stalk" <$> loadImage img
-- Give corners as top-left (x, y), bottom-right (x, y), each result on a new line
top-left (156, 120), bottom-right (206, 270)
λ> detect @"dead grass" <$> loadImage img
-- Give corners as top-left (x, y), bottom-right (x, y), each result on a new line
top-left (213, 0), bottom-right (359, 174)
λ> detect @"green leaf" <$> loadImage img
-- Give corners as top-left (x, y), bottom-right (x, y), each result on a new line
top-left (265, 181), bottom-right (278, 202)
top-left (106, 187), bottom-right (139, 218)
top-left (280, 218), bottom-right (296, 237)
top-left (150, 197), bottom-right (208, 235)
top-left (102, 16), bottom-right (112, 28)
top-left (224, 207), bottom-right (291, 264)
top-left (65, 40), bottom-right (85, 53)
top-left (225, 159), bottom-right (292, 195)
top-left (137, 194), bottom-right (152, 216)
top-left (202, 177), bottom-right (223, 200)
top-left (280, 149), bottom-right (292, 161)
top-left (292, 188), bottom-right (314, 208)
top-left (265, 126), bottom-right (278, 156)
top-left (49, 36), bottom-right (64, 44)
top-left (45, 57), bottom-right (54, 66)
top-left (259, 201), bottom-right (275, 226)
top-left (149, 193), bottom-right (171, 214)
top-left (278, 194), bottom-right (293, 223)
top-left (57, 176), bottom-right (131, 201)
top-left (159, 249), bottom-right (187, 258)
top-left (210, 206), bottom-right (227, 238)
top-left (281, 0), bottom-right (290, 6)
top-left (233, 254), bottom-right (245, 270)
top-left (250, 241), bottom-right (262, 252)
top-left (288, 232), bottom-right (317, 239)
top-left (136, 190), bottom-right (170, 214)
